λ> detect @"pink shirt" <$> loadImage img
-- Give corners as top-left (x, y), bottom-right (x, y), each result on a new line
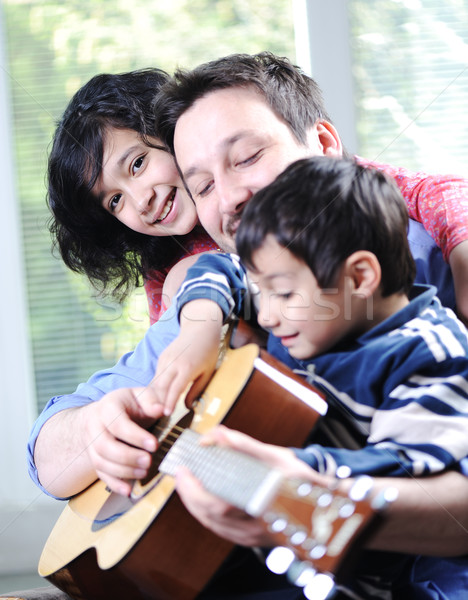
top-left (357, 157), bottom-right (468, 260)
top-left (146, 158), bottom-right (468, 323)
top-left (144, 229), bottom-right (218, 324)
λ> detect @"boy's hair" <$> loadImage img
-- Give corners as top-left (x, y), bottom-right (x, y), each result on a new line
top-left (48, 68), bottom-right (186, 301)
top-left (236, 157), bottom-right (416, 297)
top-left (153, 51), bottom-right (334, 153)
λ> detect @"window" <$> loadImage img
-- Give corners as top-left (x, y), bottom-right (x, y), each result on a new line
top-left (302, 0), bottom-right (468, 174)
top-left (0, 0), bottom-right (295, 577)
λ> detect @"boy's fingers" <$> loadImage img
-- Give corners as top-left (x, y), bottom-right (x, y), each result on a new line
top-left (136, 385), bottom-right (166, 419)
top-left (185, 373), bottom-right (211, 408)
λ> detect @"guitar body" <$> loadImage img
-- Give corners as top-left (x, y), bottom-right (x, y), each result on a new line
top-left (39, 344), bottom-right (327, 600)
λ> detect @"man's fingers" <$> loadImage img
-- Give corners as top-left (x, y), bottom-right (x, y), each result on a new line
top-left (96, 470), bottom-right (133, 497)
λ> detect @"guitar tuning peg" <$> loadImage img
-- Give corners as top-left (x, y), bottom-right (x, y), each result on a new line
top-left (302, 572), bottom-right (336, 600)
top-left (371, 485), bottom-right (399, 510)
top-left (286, 559), bottom-right (317, 587)
top-left (267, 549), bottom-right (336, 600)
top-left (348, 475), bottom-right (374, 501)
top-left (265, 546), bottom-right (296, 575)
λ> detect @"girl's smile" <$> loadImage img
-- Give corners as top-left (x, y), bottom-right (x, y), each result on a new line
top-left (95, 128), bottom-right (198, 237)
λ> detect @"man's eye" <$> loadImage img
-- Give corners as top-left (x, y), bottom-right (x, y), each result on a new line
top-left (109, 194), bottom-right (122, 211)
top-left (237, 150), bottom-right (261, 167)
top-left (132, 155), bottom-right (145, 174)
top-left (197, 180), bottom-right (214, 198)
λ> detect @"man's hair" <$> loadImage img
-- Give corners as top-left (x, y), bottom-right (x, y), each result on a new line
top-left (236, 156), bottom-right (416, 297)
top-left (153, 51), bottom-right (333, 152)
top-left (47, 68), bottom-right (188, 300)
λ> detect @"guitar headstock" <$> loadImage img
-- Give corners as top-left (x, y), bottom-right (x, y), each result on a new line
top-left (263, 476), bottom-right (397, 599)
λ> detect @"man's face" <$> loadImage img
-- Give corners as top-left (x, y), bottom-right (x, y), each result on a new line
top-left (173, 87), bottom-right (335, 252)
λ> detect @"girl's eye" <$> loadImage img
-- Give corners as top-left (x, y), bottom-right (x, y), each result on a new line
top-left (132, 155), bottom-right (145, 175)
top-left (108, 194), bottom-right (122, 212)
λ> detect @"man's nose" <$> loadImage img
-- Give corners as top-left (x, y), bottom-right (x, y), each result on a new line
top-left (218, 179), bottom-right (252, 216)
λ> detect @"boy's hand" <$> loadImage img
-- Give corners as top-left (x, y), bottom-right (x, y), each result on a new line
top-left (146, 299), bottom-right (225, 416)
top-left (175, 426), bottom-right (331, 547)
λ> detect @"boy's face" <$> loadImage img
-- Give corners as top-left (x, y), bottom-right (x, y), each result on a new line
top-left (95, 128), bottom-right (198, 237)
top-left (250, 236), bottom-right (358, 360)
top-left (173, 87), bottom-right (340, 252)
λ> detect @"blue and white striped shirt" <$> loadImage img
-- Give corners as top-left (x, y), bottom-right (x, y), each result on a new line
top-left (174, 251), bottom-right (468, 478)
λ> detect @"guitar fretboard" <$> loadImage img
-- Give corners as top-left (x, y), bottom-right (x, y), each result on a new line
top-left (159, 429), bottom-right (284, 516)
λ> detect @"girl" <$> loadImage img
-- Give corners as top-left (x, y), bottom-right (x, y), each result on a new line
top-left (47, 68), bottom-right (217, 324)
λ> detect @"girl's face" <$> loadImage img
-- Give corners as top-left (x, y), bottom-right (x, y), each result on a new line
top-left (95, 128), bottom-right (198, 237)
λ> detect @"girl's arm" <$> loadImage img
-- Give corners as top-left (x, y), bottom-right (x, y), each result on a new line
top-left (358, 157), bottom-right (468, 324)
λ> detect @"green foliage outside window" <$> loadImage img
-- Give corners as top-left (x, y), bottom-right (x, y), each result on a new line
top-left (349, 0), bottom-right (468, 173)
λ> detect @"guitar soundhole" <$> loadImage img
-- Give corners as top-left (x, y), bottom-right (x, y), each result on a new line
top-left (91, 410), bottom-right (196, 531)
top-left (132, 409), bottom-right (196, 497)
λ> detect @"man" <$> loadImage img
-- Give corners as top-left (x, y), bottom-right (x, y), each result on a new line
top-left (30, 53), bottom-right (468, 597)
top-left (154, 52), bottom-right (468, 324)
top-left (152, 49), bottom-right (468, 560)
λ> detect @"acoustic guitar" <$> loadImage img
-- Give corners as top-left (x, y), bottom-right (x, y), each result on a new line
top-left (38, 343), bottom-right (378, 600)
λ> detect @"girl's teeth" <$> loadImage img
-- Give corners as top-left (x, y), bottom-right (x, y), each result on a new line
top-left (157, 199), bottom-right (173, 222)
top-left (156, 190), bottom-right (176, 222)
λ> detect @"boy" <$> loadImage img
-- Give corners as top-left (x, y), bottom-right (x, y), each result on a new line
top-left (153, 156), bottom-right (468, 598)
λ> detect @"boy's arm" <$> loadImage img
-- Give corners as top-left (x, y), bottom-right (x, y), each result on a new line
top-left (147, 299), bottom-right (225, 415)
top-left (174, 426), bottom-right (468, 556)
top-left (147, 253), bottom-right (252, 414)
top-left (294, 355), bottom-right (468, 478)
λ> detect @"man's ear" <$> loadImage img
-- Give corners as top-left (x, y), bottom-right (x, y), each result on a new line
top-left (344, 251), bottom-right (381, 297)
top-left (315, 120), bottom-right (343, 157)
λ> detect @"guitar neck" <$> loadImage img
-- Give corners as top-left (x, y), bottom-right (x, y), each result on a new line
top-left (159, 428), bottom-right (284, 516)
top-left (159, 429), bottom-right (379, 580)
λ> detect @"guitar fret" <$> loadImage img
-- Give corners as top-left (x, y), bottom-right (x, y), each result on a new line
top-left (160, 429), bottom-right (283, 513)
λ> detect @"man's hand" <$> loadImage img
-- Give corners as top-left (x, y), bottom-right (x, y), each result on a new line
top-left (34, 385), bottom-right (166, 498)
top-left (81, 386), bottom-right (165, 496)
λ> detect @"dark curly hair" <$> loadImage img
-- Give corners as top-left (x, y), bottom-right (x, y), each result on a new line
top-left (48, 68), bottom-right (192, 301)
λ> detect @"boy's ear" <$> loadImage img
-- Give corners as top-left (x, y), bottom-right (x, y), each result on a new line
top-left (345, 251), bottom-right (381, 297)
top-left (315, 120), bottom-right (343, 157)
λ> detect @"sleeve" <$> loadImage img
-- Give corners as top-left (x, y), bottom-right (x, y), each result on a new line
top-left (27, 303), bottom-right (181, 495)
top-left (357, 157), bottom-right (468, 261)
top-left (294, 360), bottom-right (468, 478)
top-left (174, 252), bottom-right (251, 321)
